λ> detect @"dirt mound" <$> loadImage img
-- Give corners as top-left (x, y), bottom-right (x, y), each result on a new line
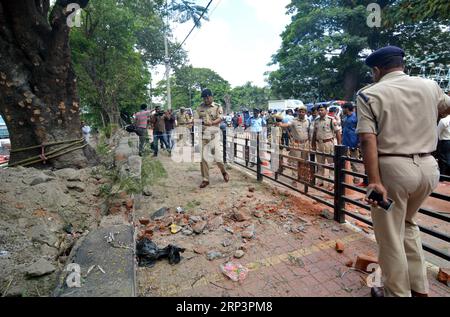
top-left (0, 166), bottom-right (104, 297)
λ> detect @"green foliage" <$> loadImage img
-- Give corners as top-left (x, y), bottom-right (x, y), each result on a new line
top-left (268, 0), bottom-right (450, 102)
top-left (230, 82), bottom-right (272, 111)
top-left (141, 157), bottom-right (168, 186)
top-left (384, 0), bottom-right (450, 26)
top-left (71, 0), bottom-right (208, 129)
top-left (155, 66), bottom-right (231, 109)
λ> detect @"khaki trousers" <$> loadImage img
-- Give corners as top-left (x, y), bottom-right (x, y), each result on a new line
top-left (201, 135), bottom-right (226, 182)
top-left (316, 140), bottom-right (334, 185)
top-left (373, 155), bottom-right (440, 297)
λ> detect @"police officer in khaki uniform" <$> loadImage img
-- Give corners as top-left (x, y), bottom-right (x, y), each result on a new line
top-left (278, 105), bottom-right (311, 161)
top-left (311, 104), bottom-right (342, 186)
top-left (357, 46), bottom-right (450, 297)
top-left (195, 88), bottom-right (230, 188)
top-left (176, 107), bottom-right (192, 145)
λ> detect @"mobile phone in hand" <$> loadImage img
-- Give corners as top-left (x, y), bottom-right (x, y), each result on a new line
top-left (366, 188), bottom-right (394, 212)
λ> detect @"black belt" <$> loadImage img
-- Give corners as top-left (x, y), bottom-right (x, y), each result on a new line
top-left (378, 153), bottom-right (432, 158)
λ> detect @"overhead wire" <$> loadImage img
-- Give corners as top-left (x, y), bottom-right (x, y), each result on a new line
top-left (170, 0), bottom-right (214, 60)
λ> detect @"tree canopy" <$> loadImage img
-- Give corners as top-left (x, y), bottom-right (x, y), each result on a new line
top-left (268, 0), bottom-right (450, 102)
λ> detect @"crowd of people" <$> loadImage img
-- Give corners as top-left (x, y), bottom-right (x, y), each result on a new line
top-left (129, 48), bottom-right (450, 298)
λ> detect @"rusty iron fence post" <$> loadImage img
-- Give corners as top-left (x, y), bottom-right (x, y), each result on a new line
top-left (334, 145), bottom-right (346, 223)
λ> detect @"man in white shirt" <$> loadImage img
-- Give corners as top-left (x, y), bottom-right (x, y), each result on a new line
top-left (81, 121), bottom-right (91, 145)
top-left (437, 114), bottom-right (450, 176)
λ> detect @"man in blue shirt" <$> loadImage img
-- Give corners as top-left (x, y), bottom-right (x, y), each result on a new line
top-left (281, 109), bottom-right (294, 148)
top-left (247, 108), bottom-right (266, 133)
top-left (342, 102), bottom-right (361, 184)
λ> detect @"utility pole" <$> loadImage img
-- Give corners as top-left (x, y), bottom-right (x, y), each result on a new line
top-left (164, 35), bottom-right (171, 110)
top-left (164, 0), bottom-right (172, 110)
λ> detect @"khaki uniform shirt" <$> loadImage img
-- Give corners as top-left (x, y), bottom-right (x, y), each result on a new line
top-left (177, 113), bottom-right (191, 125)
top-left (195, 102), bottom-right (223, 136)
top-left (314, 116), bottom-right (339, 141)
top-left (195, 102), bottom-right (223, 125)
top-left (356, 71), bottom-right (450, 155)
top-left (289, 118), bottom-right (310, 142)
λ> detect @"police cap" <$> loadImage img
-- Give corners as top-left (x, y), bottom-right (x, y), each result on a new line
top-left (365, 46), bottom-right (405, 68)
top-left (201, 88), bottom-right (213, 98)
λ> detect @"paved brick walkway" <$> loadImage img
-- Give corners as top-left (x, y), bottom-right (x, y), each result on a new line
top-left (136, 156), bottom-right (450, 297)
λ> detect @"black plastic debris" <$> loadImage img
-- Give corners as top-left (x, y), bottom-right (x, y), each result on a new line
top-left (136, 238), bottom-right (185, 267)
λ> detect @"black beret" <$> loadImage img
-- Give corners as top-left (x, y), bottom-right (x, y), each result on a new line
top-left (365, 46), bottom-right (405, 68)
top-left (201, 88), bottom-right (213, 98)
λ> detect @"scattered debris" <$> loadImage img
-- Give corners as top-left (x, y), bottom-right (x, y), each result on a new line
top-left (0, 250), bottom-right (9, 257)
top-left (136, 238), bottom-right (185, 267)
top-left (193, 221), bottom-right (207, 234)
top-left (233, 210), bottom-right (250, 222)
top-left (335, 240), bottom-right (345, 253)
top-left (220, 262), bottom-right (249, 282)
top-left (151, 207), bottom-right (168, 220)
top-left (189, 216), bottom-right (202, 223)
top-left (222, 238), bottom-right (233, 247)
top-left (345, 260), bottom-right (354, 268)
top-left (241, 224), bottom-right (255, 239)
top-left (97, 265), bottom-right (106, 274)
top-left (182, 228), bottom-right (194, 236)
top-left (248, 187), bottom-right (255, 193)
top-left (208, 216), bottom-right (224, 231)
top-left (437, 268), bottom-right (450, 285)
top-left (224, 227), bottom-right (234, 234)
top-left (253, 210), bottom-right (263, 218)
top-left (234, 250), bottom-right (245, 259)
top-left (354, 254), bottom-right (378, 272)
top-left (170, 224), bottom-right (182, 234)
top-left (355, 221), bottom-right (370, 229)
top-left (206, 251), bottom-right (223, 261)
top-left (176, 207), bottom-right (185, 214)
top-left (139, 218), bottom-right (150, 225)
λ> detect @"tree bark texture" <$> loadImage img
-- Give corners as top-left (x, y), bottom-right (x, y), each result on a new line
top-left (0, 0), bottom-right (94, 169)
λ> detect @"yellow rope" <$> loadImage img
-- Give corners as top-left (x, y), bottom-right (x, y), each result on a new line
top-left (10, 138), bottom-right (84, 153)
top-left (8, 139), bottom-right (87, 167)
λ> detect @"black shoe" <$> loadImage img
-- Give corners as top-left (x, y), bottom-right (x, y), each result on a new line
top-left (371, 287), bottom-right (384, 297)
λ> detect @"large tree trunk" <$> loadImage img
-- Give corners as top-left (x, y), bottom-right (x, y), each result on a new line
top-left (343, 67), bottom-right (359, 101)
top-left (0, 0), bottom-right (94, 169)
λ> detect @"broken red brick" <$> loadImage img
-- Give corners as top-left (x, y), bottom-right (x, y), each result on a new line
top-left (362, 228), bottom-right (372, 234)
top-left (345, 260), bottom-right (354, 268)
top-left (437, 268), bottom-right (450, 284)
top-left (125, 199), bottom-right (133, 209)
top-left (335, 241), bottom-right (345, 253)
top-left (139, 218), bottom-right (150, 225)
top-left (355, 254), bottom-right (378, 272)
